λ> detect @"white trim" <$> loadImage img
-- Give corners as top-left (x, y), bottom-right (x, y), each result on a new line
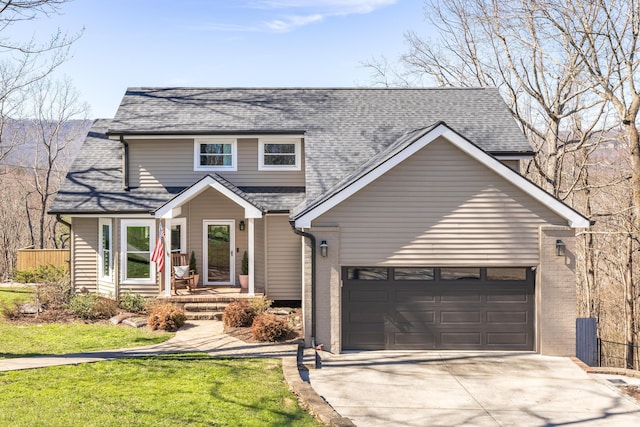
top-left (294, 124), bottom-right (590, 229)
top-left (258, 138), bottom-right (302, 171)
top-left (120, 219), bottom-right (156, 285)
top-left (203, 220), bottom-right (235, 285)
top-left (170, 217), bottom-right (187, 254)
top-left (98, 218), bottom-right (113, 283)
top-left (248, 218), bottom-right (255, 295)
top-left (163, 220), bottom-right (172, 297)
top-left (495, 154), bottom-right (533, 161)
top-left (110, 133), bottom-right (304, 140)
top-left (155, 175), bottom-right (262, 219)
top-left (194, 139), bottom-right (237, 171)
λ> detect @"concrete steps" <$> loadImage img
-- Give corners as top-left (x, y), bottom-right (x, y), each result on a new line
top-left (160, 295), bottom-right (264, 321)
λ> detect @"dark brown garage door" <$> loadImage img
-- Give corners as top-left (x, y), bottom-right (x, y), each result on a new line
top-left (342, 267), bottom-right (535, 351)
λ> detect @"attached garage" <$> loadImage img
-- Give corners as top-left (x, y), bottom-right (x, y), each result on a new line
top-left (342, 267), bottom-right (535, 351)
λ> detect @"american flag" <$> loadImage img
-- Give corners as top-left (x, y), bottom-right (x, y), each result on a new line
top-left (151, 222), bottom-right (165, 272)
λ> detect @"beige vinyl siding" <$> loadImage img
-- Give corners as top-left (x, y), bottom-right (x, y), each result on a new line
top-left (72, 217), bottom-right (98, 293)
top-left (185, 187), bottom-right (245, 285)
top-left (266, 215), bottom-right (302, 300)
top-left (129, 138), bottom-right (305, 188)
top-left (314, 137), bottom-right (566, 266)
top-left (254, 218), bottom-right (266, 292)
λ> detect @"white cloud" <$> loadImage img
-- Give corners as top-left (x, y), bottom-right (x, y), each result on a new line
top-left (265, 14), bottom-right (324, 32)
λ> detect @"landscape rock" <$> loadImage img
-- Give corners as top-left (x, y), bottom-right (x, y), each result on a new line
top-left (122, 317), bottom-right (148, 328)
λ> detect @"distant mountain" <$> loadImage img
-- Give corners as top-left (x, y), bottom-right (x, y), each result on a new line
top-left (1, 119), bottom-right (93, 172)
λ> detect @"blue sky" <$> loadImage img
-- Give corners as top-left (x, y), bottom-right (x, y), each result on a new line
top-left (17, 0), bottom-right (428, 118)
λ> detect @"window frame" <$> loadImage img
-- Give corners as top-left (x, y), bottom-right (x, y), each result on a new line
top-left (258, 139), bottom-right (301, 171)
top-left (98, 218), bottom-right (113, 283)
top-left (120, 219), bottom-right (156, 285)
top-left (170, 217), bottom-right (187, 254)
top-left (194, 138), bottom-right (237, 171)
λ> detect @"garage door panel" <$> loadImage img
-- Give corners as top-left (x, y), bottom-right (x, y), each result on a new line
top-left (391, 332), bottom-right (436, 348)
top-left (486, 311), bottom-right (529, 324)
top-left (342, 267), bottom-right (534, 351)
top-left (440, 293), bottom-right (482, 303)
top-left (440, 311), bottom-right (482, 324)
top-left (441, 332), bottom-right (482, 346)
top-left (487, 332), bottom-right (530, 346)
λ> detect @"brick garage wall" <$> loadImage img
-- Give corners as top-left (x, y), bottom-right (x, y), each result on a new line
top-left (537, 226), bottom-right (577, 356)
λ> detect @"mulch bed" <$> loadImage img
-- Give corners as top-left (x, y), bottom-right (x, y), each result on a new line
top-left (224, 308), bottom-right (304, 344)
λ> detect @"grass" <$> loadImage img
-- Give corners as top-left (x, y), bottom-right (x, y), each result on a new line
top-left (0, 322), bottom-right (173, 358)
top-left (0, 286), bottom-right (33, 306)
top-left (0, 353), bottom-right (321, 426)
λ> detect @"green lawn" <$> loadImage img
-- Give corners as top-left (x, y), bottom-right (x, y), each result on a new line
top-left (0, 286), bottom-right (33, 306)
top-left (0, 322), bottom-right (173, 358)
top-left (0, 354), bottom-right (320, 427)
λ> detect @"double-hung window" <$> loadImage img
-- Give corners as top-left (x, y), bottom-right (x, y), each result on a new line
top-left (194, 139), bottom-right (237, 171)
top-left (258, 139), bottom-right (301, 171)
top-left (98, 219), bottom-right (112, 282)
top-left (121, 219), bottom-right (155, 284)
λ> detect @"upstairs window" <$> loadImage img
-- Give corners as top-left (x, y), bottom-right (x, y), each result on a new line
top-left (194, 139), bottom-right (237, 171)
top-left (259, 139), bottom-right (301, 171)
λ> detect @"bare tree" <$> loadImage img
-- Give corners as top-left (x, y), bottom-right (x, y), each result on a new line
top-left (25, 76), bottom-right (87, 249)
top-left (0, 0), bottom-right (81, 168)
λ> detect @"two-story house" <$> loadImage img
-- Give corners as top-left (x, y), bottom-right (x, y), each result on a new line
top-left (50, 87), bottom-right (589, 355)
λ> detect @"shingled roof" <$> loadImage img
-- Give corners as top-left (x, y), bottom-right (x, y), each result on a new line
top-left (109, 87), bottom-right (531, 201)
top-left (52, 88), bottom-right (531, 214)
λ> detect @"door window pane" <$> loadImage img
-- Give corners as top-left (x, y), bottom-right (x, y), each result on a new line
top-left (394, 267), bottom-right (434, 280)
top-left (171, 224), bottom-right (181, 253)
top-left (440, 267), bottom-right (480, 280)
top-left (346, 267), bottom-right (388, 280)
top-left (486, 268), bottom-right (527, 281)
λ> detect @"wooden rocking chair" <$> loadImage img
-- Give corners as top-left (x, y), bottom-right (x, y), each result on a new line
top-left (171, 253), bottom-right (196, 294)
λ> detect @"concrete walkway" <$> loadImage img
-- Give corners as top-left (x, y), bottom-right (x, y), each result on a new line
top-left (0, 320), bottom-right (297, 372)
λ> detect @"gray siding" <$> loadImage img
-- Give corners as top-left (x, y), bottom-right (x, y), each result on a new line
top-left (266, 215), bottom-right (302, 300)
top-left (314, 137), bottom-right (566, 267)
top-left (129, 138), bottom-right (305, 188)
top-left (72, 217), bottom-right (98, 293)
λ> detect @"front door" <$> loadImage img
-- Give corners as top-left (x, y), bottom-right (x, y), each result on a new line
top-left (203, 220), bottom-right (235, 285)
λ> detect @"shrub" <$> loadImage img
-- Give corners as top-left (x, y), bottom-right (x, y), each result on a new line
top-left (119, 291), bottom-right (147, 313)
top-left (13, 265), bottom-right (67, 284)
top-left (35, 277), bottom-right (73, 310)
top-left (222, 301), bottom-right (257, 327)
top-left (251, 313), bottom-right (292, 342)
top-left (68, 294), bottom-right (118, 320)
top-left (248, 297), bottom-right (272, 315)
top-left (241, 251), bottom-right (249, 275)
top-left (148, 303), bottom-right (186, 331)
top-left (0, 302), bottom-right (22, 320)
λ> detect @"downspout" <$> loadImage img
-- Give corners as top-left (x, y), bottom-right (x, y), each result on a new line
top-left (289, 220), bottom-right (316, 348)
top-left (119, 136), bottom-right (130, 191)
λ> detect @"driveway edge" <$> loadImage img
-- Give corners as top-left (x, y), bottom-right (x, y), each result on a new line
top-left (572, 357), bottom-right (640, 378)
top-left (281, 357), bottom-right (356, 427)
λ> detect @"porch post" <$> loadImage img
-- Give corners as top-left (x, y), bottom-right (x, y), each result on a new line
top-left (163, 219), bottom-right (172, 297)
top-left (248, 217), bottom-right (255, 295)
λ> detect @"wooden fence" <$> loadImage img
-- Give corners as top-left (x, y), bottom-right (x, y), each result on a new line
top-left (16, 249), bottom-right (70, 271)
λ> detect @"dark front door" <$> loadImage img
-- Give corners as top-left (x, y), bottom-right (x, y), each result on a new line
top-left (342, 267), bottom-right (535, 351)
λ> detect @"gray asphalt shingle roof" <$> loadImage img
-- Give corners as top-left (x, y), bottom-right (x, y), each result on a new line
top-left (52, 87), bottom-right (531, 214)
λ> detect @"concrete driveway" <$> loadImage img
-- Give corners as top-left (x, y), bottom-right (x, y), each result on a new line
top-left (308, 352), bottom-right (640, 426)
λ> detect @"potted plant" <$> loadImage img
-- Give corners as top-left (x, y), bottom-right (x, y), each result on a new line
top-left (239, 251), bottom-right (249, 289)
top-left (189, 251), bottom-right (200, 288)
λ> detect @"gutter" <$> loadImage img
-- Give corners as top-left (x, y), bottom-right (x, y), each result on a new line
top-left (289, 220), bottom-right (316, 349)
top-left (119, 136), bottom-right (130, 191)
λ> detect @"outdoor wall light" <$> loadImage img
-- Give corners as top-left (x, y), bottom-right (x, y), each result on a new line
top-left (555, 239), bottom-right (566, 257)
top-left (239, 220), bottom-right (246, 231)
top-left (320, 240), bottom-right (328, 258)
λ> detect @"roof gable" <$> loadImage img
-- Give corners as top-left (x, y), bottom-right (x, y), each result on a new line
top-left (293, 122), bottom-right (590, 229)
top-left (154, 174), bottom-right (263, 219)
